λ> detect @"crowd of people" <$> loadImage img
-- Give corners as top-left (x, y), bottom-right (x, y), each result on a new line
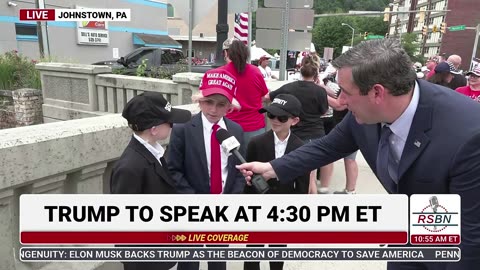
top-left (110, 38), bottom-right (480, 270)
top-left (413, 53), bottom-right (480, 103)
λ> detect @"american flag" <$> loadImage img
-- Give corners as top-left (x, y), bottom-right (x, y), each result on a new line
top-left (234, 13), bottom-right (248, 44)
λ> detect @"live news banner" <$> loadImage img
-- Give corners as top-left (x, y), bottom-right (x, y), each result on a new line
top-left (19, 194), bottom-right (461, 262)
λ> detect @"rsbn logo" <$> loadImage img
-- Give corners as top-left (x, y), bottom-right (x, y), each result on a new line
top-left (412, 196), bottom-right (459, 233)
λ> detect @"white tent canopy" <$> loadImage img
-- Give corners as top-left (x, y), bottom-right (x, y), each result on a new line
top-left (250, 45), bottom-right (273, 61)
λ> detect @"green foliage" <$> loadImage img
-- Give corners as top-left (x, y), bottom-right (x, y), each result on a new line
top-left (149, 63), bottom-right (188, 80)
top-left (401, 33), bottom-right (426, 64)
top-left (312, 16), bottom-right (388, 58)
top-left (0, 50), bottom-right (41, 90)
top-left (313, 0), bottom-right (391, 14)
top-left (135, 58), bottom-right (148, 77)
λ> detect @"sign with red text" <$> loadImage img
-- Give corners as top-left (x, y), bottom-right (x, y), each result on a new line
top-left (20, 194), bottom-right (408, 245)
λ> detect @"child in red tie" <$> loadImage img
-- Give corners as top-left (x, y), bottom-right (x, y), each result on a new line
top-left (167, 68), bottom-right (245, 270)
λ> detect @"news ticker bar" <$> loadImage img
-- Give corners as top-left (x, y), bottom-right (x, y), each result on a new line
top-left (19, 247), bottom-right (461, 262)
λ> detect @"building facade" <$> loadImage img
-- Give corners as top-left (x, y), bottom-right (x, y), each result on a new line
top-left (388, 0), bottom-right (479, 70)
top-left (0, 0), bottom-right (180, 64)
top-left (167, 0), bottom-right (235, 64)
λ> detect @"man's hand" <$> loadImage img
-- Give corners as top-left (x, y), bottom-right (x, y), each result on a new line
top-left (236, 162), bottom-right (277, 185)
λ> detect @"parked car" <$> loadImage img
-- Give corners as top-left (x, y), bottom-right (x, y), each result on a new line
top-left (92, 47), bottom-right (212, 76)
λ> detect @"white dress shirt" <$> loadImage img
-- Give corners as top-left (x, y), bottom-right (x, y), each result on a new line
top-left (273, 131), bottom-right (291, 159)
top-left (133, 133), bottom-right (165, 165)
top-left (385, 81), bottom-right (420, 163)
top-left (201, 113), bottom-right (229, 192)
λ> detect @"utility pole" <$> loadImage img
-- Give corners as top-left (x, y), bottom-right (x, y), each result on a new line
top-left (421, 0), bottom-right (433, 56)
top-left (35, 0), bottom-right (50, 59)
top-left (188, 0), bottom-right (193, 72)
top-left (472, 24), bottom-right (480, 70)
top-left (214, 0), bottom-right (228, 67)
top-left (278, 0), bottom-right (290, 81)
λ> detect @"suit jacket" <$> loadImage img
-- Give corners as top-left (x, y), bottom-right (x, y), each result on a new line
top-left (111, 137), bottom-right (175, 194)
top-left (168, 113), bottom-right (246, 194)
top-left (244, 130), bottom-right (309, 194)
top-left (270, 80), bottom-right (480, 270)
top-left (110, 137), bottom-right (177, 270)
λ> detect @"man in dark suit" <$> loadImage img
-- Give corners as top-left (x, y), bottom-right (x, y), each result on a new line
top-left (237, 39), bottom-right (480, 270)
top-left (168, 68), bottom-right (245, 270)
top-left (244, 94), bottom-right (309, 270)
top-left (111, 92), bottom-right (191, 270)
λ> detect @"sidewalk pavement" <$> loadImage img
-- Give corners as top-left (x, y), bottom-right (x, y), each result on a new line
top-left (100, 152), bottom-right (388, 270)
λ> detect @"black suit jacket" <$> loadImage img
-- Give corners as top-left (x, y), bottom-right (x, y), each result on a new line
top-left (271, 80), bottom-right (480, 270)
top-left (168, 113), bottom-right (246, 194)
top-left (110, 137), bottom-right (176, 270)
top-left (244, 130), bottom-right (309, 194)
top-left (111, 137), bottom-right (175, 194)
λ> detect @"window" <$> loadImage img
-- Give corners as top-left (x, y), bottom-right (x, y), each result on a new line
top-left (161, 49), bottom-right (183, 65)
top-left (129, 49), bottom-right (155, 67)
top-left (167, 3), bottom-right (174, 17)
top-left (15, 23), bottom-right (38, 41)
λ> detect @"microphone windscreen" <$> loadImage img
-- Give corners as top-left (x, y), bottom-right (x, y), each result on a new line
top-left (216, 128), bottom-right (232, 144)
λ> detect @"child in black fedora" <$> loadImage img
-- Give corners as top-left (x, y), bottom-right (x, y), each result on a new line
top-left (110, 92), bottom-right (191, 270)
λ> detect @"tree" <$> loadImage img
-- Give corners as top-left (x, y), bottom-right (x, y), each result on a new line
top-left (314, 0), bottom-right (391, 14)
top-left (400, 33), bottom-right (425, 63)
top-left (312, 16), bottom-right (354, 58)
top-left (312, 16), bottom-right (388, 58)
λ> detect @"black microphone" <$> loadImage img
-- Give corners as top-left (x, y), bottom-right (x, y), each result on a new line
top-left (429, 196), bottom-right (439, 230)
top-left (429, 196), bottom-right (439, 213)
top-left (215, 128), bottom-right (270, 194)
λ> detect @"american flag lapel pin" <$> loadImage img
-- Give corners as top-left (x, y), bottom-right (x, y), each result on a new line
top-left (414, 140), bottom-right (421, 148)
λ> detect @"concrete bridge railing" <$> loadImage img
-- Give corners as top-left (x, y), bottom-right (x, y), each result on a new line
top-left (35, 63), bottom-right (204, 123)
top-left (0, 104), bottom-right (198, 270)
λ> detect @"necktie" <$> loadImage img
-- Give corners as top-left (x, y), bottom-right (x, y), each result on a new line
top-left (376, 125), bottom-right (399, 193)
top-left (210, 124), bottom-right (222, 194)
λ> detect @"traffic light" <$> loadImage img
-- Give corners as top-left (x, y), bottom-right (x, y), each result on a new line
top-left (364, 32), bottom-right (369, 39)
top-left (432, 25), bottom-right (438, 33)
top-left (440, 22), bottom-right (447, 33)
top-left (419, 11), bottom-right (425, 22)
top-left (422, 25), bottom-right (428, 36)
top-left (383, 8), bottom-right (390, 22)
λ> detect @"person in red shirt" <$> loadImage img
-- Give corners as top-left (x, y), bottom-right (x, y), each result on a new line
top-left (425, 56), bottom-right (439, 80)
top-left (456, 66), bottom-right (480, 103)
top-left (221, 39), bottom-right (269, 145)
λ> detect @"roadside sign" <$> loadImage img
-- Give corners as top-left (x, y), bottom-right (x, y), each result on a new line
top-left (256, 29), bottom-right (311, 51)
top-left (448, 25), bottom-right (466, 31)
top-left (256, 8), bottom-right (314, 30)
top-left (264, 0), bottom-right (313, 9)
top-left (229, 0), bottom-right (258, 13)
top-left (366, 35), bottom-right (384, 40)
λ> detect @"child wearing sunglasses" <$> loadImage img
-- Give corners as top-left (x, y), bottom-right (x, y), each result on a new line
top-left (243, 94), bottom-right (309, 270)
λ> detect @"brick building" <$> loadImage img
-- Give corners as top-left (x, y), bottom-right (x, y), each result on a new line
top-left (388, 0), bottom-right (480, 70)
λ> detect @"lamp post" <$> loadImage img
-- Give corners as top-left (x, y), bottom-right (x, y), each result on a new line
top-left (341, 23), bottom-right (355, 47)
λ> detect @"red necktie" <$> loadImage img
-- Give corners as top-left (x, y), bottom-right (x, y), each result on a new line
top-left (210, 124), bottom-right (222, 194)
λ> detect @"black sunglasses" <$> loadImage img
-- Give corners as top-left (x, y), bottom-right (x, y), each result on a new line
top-left (267, 112), bottom-right (290, 123)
